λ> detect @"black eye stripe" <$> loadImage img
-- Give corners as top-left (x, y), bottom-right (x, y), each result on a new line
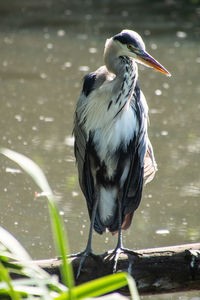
top-left (113, 32), bottom-right (139, 48)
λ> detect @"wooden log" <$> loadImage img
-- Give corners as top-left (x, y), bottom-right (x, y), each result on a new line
top-left (25, 243), bottom-right (200, 295)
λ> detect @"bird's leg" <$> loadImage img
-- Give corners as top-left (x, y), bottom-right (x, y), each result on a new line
top-left (107, 199), bottom-right (140, 273)
top-left (69, 193), bottom-right (100, 278)
top-left (112, 199), bottom-right (124, 272)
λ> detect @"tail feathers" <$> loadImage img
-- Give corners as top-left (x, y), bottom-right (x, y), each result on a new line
top-left (93, 213), bottom-right (106, 234)
top-left (93, 208), bottom-right (135, 235)
top-left (121, 211), bottom-right (134, 230)
top-left (107, 212), bottom-right (134, 235)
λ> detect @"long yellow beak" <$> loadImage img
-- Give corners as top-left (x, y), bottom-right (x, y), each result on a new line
top-left (137, 50), bottom-right (171, 77)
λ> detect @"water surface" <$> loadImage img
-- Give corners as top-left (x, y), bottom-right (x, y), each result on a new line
top-left (0, 1), bottom-right (200, 299)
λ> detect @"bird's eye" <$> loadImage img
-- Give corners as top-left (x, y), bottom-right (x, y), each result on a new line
top-left (127, 44), bottom-right (132, 50)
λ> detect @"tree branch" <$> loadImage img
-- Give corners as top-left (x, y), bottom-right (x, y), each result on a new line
top-left (22, 243), bottom-right (200, 295)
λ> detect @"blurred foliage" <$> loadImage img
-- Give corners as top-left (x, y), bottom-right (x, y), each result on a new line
top-left (0, 148), bottom-right (140, 299)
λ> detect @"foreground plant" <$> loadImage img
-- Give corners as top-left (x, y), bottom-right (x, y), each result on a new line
top-left (0, 148), bottom-right (140, 299)
top-left (0, 226), bottom-right (67, 299)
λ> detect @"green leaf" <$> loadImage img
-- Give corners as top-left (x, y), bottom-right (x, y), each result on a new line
top-left (0, 226), bottom-right (48, 281)
top-left (0, 261), bottom-right (21, 300)
top-left (0, 148), bottom-right (141, 300)
top-left (55, 272), bottom-right (140, 300)
top-left (0, 227), bottom-right (31, 262)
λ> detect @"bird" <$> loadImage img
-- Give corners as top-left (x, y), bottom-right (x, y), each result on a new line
top-left (73, 29), bottom-right (171, 277)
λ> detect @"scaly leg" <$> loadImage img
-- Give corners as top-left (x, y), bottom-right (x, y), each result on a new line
top-left (106, 199), bottom-right (140, 273)
top-left (69, 196), bottom-right (99, 278)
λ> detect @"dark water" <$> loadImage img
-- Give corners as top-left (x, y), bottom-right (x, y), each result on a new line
top-left (0, 1), bottom-right (200, 299)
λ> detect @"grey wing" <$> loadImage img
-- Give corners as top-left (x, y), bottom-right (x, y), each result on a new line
top-left (121, 83), bottom-right (149, 226)
top-left (121, 83), bottom-right (157, 229)
top-left (73, 109), bottom-right (86, 192)
top-left (73, 70), bottom-right (107, 218)
top-left (144, 138), bottom-right (157, 184)
top-left (73, 106), bottom-right (95, 218)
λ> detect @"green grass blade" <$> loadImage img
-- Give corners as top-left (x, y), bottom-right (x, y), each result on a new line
top-left (0, 225), bottom-right (55, 299)
top-left (0, 148), bottom-right (74, 290)
top-left (72, 272), bottom-right (127, 298)
top-left (0, 227), bottom-right (31, 262)
top-left (48, 201), bottom-right (75, 289)
top-left (125, 273), bottom-right (140, 300)
top-left (55, 272), bottom-right (140, 300)
top-left (0, 148), bottom-right (140, 300)
top-left (0, 226), bottom-right (48, 280)
top-left (0, 261), bottom-right (21, 300)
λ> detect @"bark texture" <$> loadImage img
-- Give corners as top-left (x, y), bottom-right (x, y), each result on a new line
top-left (20, 243), bottom-right (200, 295)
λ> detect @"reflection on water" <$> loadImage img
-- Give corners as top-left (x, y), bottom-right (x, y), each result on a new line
top-left (0, 1), bottom-right (200, 299)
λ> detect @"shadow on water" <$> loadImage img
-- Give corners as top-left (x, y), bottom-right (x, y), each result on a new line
top-left (0, 1), bottom-right (200, 299)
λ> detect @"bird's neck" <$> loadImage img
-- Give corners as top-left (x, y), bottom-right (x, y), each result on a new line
top-left (104, 40), bottom-right (137, 77)
top-left (109, 56), bottom-right (138, 114)
top-left (104, 45), bottom-right (138, 99)
top-left (118, 56), bottom-right (137, 82)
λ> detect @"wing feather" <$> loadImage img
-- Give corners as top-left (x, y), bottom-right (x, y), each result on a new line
top-left (120, 82), bottom-right (157, 230)
top-left (73, 71), bottom-right (108, 234)
top-left (144, 139), bottom-right (157, 184)
top-left (107, 82), bottom-right (147, 232)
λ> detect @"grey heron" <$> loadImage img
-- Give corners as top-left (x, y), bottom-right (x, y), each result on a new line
top-left (73, 29), bottom-right (170, 277)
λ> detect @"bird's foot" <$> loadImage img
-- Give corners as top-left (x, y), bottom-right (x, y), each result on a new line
top-left (68, 248), bottom-right (100, 278)
top-left (105, 246), bottom-right (141, 273)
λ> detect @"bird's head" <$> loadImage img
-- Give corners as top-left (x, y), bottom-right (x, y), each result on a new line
top-left (106, 29), bottom-right (171, 77)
